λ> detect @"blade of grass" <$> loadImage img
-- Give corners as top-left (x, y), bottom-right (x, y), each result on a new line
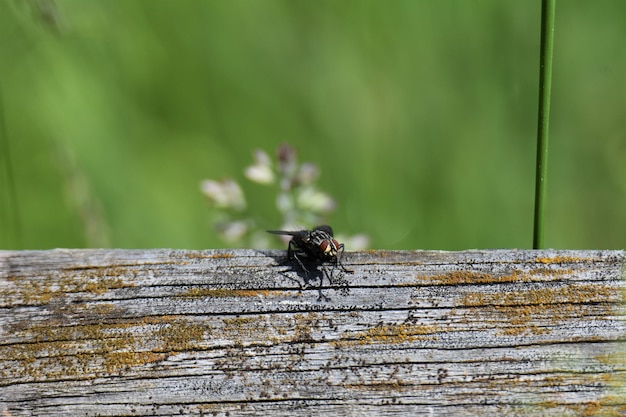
top-left (533, 0), bottom-right (556, 249)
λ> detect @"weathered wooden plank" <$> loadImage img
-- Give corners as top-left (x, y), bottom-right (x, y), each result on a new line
top-left (0, 249), bottom-right (624, 416)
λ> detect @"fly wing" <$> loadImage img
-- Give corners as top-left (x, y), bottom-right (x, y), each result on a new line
top-left (266, 230), bottom-right (302, 236)
top-left (267, 229), bottom-right (311, 252)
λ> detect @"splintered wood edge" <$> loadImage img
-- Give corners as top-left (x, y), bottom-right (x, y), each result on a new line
top-left (0, 249), bottom-right (625, 417)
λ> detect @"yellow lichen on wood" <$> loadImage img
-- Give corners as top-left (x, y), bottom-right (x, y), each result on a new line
top-left (83, 277), bottom-right (135, 294)
top-left (337, 323), bottom-right (439, 346)
top-left (422, 268), bottom-right (573, 286)
top-left (183, 251), bottom-right (234, 259)
top-left (2, 269), bottom-right (135, 306)
top-left (535, 256), bottom-right (589, 264)
top-left (155, 320), bottom-right (209, 352)
top-left (426, 271), bottom-right (496, 285)
top-left (0, 315), bottom-right (210, 381)
top-left (461, 283), bottom-right (621, 336)
top-left (462, 284), bottom-right (618, 307)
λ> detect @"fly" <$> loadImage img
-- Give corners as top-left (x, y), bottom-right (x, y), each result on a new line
top-left (267, 225), bottom-right (353, 279)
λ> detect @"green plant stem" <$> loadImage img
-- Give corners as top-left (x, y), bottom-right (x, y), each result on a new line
top-left (533, 0), bottom-right (556, 249)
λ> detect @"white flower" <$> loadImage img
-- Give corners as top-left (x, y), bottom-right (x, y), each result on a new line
top-left (245, 150), bottom-right (275, 184)
top-left (217, 220), bottom-right (248, 243)
top-left (200, 179), bottom-right (246, 211)
top-left (298, 163), bottom-right (319, 184)
top-left (297, 187), bottom-right (336, 214)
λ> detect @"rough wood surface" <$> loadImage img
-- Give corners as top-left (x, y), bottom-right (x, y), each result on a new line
top-left (0, 249), bottom-right (625, 416)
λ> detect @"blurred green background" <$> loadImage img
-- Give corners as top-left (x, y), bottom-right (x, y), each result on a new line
top-left (0, 0), bottom-right (624, 250)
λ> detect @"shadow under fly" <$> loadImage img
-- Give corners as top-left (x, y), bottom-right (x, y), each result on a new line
top-left (267, 225), bottom-right (353, 301)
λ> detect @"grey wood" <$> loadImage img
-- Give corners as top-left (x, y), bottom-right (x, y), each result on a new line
top-left (0, 249), bottom-right (625, 416)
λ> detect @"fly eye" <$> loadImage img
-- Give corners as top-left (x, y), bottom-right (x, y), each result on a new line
top-left (332, 239), bottom-right (340, 249)
top-left (320, 240), bottom-right (330, 253)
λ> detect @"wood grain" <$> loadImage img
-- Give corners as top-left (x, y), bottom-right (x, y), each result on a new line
top-left (1, 249), bottom-right (625, 416)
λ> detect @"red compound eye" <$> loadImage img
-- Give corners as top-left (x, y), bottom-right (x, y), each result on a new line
top-left (320, 240), bottom-right (330, 253)
top-left (332, 239), bottom-right (340, 249)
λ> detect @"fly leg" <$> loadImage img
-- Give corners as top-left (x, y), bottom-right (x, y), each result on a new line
top-left (292, 252), bottom-right (310, 277)
top-left (334, 243), bottom-right (353, 276)
top-left (288, 240), bottom-right (311, 277)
